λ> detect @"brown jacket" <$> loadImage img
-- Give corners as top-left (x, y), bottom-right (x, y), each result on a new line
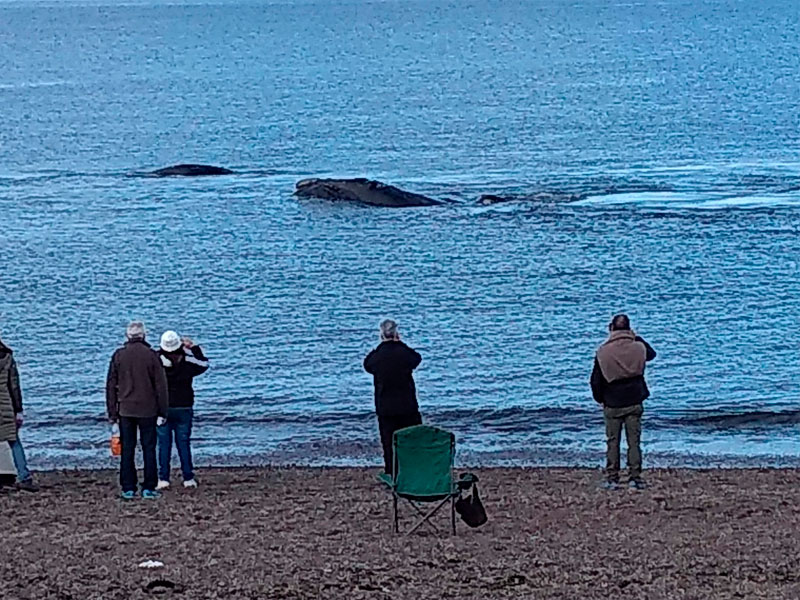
top-left (106, 340), bottom-right (168, 420)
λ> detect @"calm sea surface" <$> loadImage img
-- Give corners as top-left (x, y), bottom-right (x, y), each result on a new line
top-left (2, 0), bottom-right (800, 469)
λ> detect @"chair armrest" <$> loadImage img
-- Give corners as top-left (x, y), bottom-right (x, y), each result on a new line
top-left (377, 472), bottom-right (395, 488)
top-left (457, 472), bottom-right (479, 491)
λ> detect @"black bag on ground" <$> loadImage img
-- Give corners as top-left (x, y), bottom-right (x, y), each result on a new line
top-left (455, 483), bottom-right (488, 528)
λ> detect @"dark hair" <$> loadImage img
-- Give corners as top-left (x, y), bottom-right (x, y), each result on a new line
top-left (610, 314), bottom-right (631, 331)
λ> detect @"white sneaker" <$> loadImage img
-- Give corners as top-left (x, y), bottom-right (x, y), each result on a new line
top-left (156, 480), bottom-right (170, 491)
top-left (183, 479), bottom-right (198, 488)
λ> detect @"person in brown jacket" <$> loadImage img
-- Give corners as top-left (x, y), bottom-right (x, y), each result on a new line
top-left (590, 314), bottom-right (656, 490)
top-left (106, 321), bottom-right (169, 499)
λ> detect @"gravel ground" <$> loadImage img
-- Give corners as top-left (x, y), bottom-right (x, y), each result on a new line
top-left (2, 467), bottom-right (800, 599)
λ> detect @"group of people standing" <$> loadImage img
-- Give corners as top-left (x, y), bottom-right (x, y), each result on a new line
top-left (105, 321), bottom-right (208, 499)
top-left (363, 314), bottom-right (656, 489)
top-left (1, 313), bottom-right (654, 497)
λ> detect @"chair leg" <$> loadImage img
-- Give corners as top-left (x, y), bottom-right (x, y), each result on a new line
top-left (451, 496), bottom-right (456, 535)
top-left (408, 501), bottom-right (440, 533)
top-left (406, 498), bottom-right (450, 535)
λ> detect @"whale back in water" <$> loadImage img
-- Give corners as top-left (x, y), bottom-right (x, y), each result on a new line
top-left (294, 178), bottom-right (441, 207)
top-left (151, 164), bottom-right (234, 177)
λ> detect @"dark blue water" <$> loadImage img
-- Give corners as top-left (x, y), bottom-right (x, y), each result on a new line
top-left (2, 0), bottom-right (800, 469)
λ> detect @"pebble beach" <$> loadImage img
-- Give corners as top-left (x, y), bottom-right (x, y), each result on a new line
top-left (3, 467), bottom-right (800, 599)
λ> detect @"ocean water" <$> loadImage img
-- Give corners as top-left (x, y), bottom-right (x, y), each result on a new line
top-left (2, 0), bottom-right (800, 469)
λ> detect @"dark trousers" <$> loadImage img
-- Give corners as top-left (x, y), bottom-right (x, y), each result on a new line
top-left (378, 412), bottom-right (422, 474)
top-left (119, 416), bottom-right (158, 493)
top-left (604, 404), bottom-right (643, 482)
top-left (158, 408), bottom-right (194, 482)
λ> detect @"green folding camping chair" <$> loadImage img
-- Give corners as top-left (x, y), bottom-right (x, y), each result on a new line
top-left (379, 425), bottom-right (460, 535)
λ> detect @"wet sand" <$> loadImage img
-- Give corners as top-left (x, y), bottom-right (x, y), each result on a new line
top-left (3, 467), bottom-right (800, 599)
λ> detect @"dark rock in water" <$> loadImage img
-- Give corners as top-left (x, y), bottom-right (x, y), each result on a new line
top-left (478, 194), bottom-right (510, 206)
top-left (294, 178), bottom-right (441, 208)
top-left (151, 164), bottom-right (234, 177)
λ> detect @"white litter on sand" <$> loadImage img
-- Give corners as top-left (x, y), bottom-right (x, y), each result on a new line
top-left (138, 560), bottom-right (165, 569)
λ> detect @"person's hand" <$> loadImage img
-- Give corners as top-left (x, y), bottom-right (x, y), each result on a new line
top-left (15, 412), bottom-right (23, 428)
top-left (182, 336), bottom-right (194, 349)
top-left (157, 417), bottom-right (167, 427)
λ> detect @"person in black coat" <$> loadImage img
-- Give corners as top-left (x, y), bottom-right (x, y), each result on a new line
top-left (364, 319), bottom-right (423, 475)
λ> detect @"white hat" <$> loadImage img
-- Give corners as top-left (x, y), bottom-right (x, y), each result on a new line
top-left (160, 330), bottom-right (182, 352)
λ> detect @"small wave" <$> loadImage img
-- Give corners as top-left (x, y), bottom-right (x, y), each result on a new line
top-left (477, 181), bottom-right (676, 205)
top-left (30, 406), bottom-right (798, 433)
top-left (0, 171), bottom-right (100, 186)
top-left (0, 80), bottom-right (77, 91)
top-left (672, 410), bottom-right (800, 429)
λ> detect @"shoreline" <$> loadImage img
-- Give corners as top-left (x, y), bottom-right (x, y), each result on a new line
top-left (16, 463), bottom-right (800, 475)
top-left (20, 447), bottom-right (800, 473)
top-left (4, 467), bottom-right (800, 599)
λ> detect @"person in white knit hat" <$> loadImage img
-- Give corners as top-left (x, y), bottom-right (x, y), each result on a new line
top-left (156, 330), bottom-right (209, 490)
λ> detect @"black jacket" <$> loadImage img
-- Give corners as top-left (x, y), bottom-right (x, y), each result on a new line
top-left (157, 346), bottom-right (209, 409)
top-left (106, 340), bottom-right (169, 420)
top-left (590, 337), bottom-right (656, 409)
top-left (364, 341), bottom-right (422, 417)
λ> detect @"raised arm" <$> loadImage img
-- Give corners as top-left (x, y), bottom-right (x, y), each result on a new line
top-left (636, 336), bottom-right (657, 361)
top-left (407, 348), bottom-right (422, 370)
top-left (185, 345), bottom-right (210, 377)
top-left (364, 349), bottom-right (377, 374)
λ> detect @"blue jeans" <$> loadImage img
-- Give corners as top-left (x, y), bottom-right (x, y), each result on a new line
top-left (11, 438), bottom-right (32, 483)
top-left (158, 408), bottom-right (194, 482)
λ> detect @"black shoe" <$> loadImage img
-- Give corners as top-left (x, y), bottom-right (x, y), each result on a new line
top-left (628, 479), bottom-right (647, 490)
top-left (16, 479), bottom-right (39, 492)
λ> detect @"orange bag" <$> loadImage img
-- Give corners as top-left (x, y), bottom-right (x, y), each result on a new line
top-left (110, 424), bottom-right (121, 457)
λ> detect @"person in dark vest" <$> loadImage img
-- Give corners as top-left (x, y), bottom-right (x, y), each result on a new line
top-left (364, 319), bottom-right (423, 475)
top-left (156, 331), bottom-right (209, 491)
top-left (591, 314), bottom-right (656, 490)
top-left (106, 321), bottom-right (169, 499)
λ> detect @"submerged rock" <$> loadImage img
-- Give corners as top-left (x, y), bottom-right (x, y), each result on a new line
top-left (150, 164), bottom-right (234, 177)
top-left (294, 178), bottom-right (441, 208)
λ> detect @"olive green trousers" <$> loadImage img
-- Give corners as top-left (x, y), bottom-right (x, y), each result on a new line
top-left (603, 404), bottom-right (643, 482)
